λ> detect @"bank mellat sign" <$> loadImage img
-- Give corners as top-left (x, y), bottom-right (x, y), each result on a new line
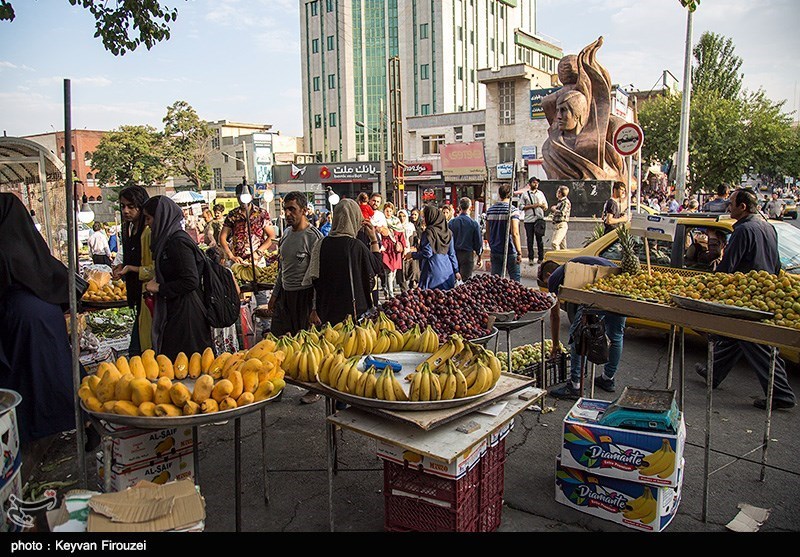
top-left (440, 142), bottom-right (487, 182)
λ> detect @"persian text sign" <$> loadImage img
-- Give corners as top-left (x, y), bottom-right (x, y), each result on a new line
top-left (440, 142), bottom-right (487, 179)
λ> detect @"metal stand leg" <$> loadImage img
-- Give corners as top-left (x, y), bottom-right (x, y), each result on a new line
top-left (679, 328), bottom-right (685, 412)
top-left (702, 340), bottom-right (714, 522)
top-left (506, 330), bottom-right (512, 375)
top-left (102, 434), bottom-right (113, 493)
top-left (234, 417), bottom-right (242, 532)
top-left (760, 347), bottom-right (777, 481)
top-left (589, 363), bottom-right (596, 398)
top-left (540, 321), bottom-right (546, 386)
top-left (325, 395), bottom-right (336, 532)
top-left (667, 325), bottom-right (676, 390)
top-left (261, 407), bottom-right (269, 504)
top-left (578, 355), bottom-right (586, 396)
top-left (192, 426), bottom-right (200, 487)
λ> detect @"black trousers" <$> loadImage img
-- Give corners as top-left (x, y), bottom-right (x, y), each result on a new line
top-left (270, 287), bottom-right (314, 337)
top-left (456, 250), bottom-right (476, 281)
top-left (711, 336), bottom-right (796, 403)
top-left (524, 221), bottom-right (545, 263)
top-left (91, 254), bottom-right (112, 267)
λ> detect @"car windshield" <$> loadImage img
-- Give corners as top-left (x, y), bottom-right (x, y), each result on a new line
top-left (774, 221), bottom-right (800, 274)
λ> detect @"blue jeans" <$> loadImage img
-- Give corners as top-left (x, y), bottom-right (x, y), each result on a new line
top-left (568, 305), bottom-right (626, 384)
top-left (490, 252), bottom-right (521, 282)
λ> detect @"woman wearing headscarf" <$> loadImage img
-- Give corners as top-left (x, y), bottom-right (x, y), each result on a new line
top-left (398, 209), bottom-right (420, 290)
top-left (0, 193), bottom-right (76, 443)
top-left (303, 198), bottom-right (383, 327)
top-left (142, 196), bottom-right (212, 360)
top-left (112, 185), bottom-right (151, 355)
top-left (380, 203), bottom-right (406, 298)
top-left (406, 205), bottom-right (461, 291)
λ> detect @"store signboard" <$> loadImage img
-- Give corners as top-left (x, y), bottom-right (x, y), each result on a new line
top-left (273, 162), bottom-right (388, 184)
top-left (530, 87), bottom-right (560, 119)
top-left (613, 87), bottom-right (629, 119)
top-left (497, 163), bottom-right (514, 180)
top-left (253, 133), bottom-right (273, 185)
top-left (631, 214), bottom-right (677, 242)
top-left (521, 146), bottom-right (537, 160)
top-left (440, 142), bottom-right (486, 181)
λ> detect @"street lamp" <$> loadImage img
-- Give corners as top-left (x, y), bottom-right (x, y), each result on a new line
top-left (327, 186), bottom-right (340, 207)
top-left (238, 179), bottom-right (258, 298)
top-left (77, 194), bottom-right (95, 224)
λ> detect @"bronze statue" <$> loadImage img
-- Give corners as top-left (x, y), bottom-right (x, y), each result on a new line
top-left (541, 37), bottom-right (627, 184)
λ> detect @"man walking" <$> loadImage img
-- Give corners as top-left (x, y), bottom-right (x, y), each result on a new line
top-left (485, 183), bottom-right (523, 282)
top-left (763, 191), bottom-right (785, 220)
top-left (267, 191), bottom-right (323, 404)
top-left (448, 197), bottom-right (483, 281)
top-left (88, 222), bottom-right (113, 266)
top-left (702, 185), bottom-right (730, 213)
top-left (549, 185), bottom-right (571, 250)
top-left (695, 188), bottom-right (795, 410)
top-left (520, 177), bottom-right (548, 265)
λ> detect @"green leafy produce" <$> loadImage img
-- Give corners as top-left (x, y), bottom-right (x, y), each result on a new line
top-left (85, 307), bottom-right (135, 339)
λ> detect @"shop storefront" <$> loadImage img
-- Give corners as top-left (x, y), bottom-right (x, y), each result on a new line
top-left (440, 142), bottom-right (488, 217)
top-left (401, 162), bottom-right (443, 210)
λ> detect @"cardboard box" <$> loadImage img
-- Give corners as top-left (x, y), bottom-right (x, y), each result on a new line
top-left (0, 467), bottom-right (23, 533)
top-left (102, 423), bottom-right (194, 467)
top-left (0, 409), bottom-right (21, 487)
top-left (562, 262), bottom-right (619, 291)
top-left (562, 398), bottom-right (685, 488)
top-left (377, 438), bottom-right (487, 480)
top-left (488, 419), bottom-right (514, 447)
top-left (87, 478), bottom-right (205, 532)
top-left (555, 456), bottom-right (683, 532)
top-left (96, 448), bottom-right (195, 493)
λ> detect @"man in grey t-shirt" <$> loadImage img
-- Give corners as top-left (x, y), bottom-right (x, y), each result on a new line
top-left (763, 192), bottom-right (785, 220)
top-left (267, 192), bottom-right (323, 338)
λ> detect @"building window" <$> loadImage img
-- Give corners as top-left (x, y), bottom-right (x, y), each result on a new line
top-left (420, 64), bottom-right (429, 80)
top-left (454, 127), bottom-right (463, 141)
top-left (328, 73), bottom-right (335, 89)
top-left (470, 69), bottom-right (475, 83)
top-left (326, 0), bottom-right (333, 12)
top-left (420, 23), bottom-right (428, 39)
top-left (235, 151), bottom-right (244, 171)
top-left (490, 38), bottom-right (495, 52)
top-left (498, 142), bottom-right (515, 163)
top-left (457, 26), bottom-right (463, 41)
top-left (490, 2), bottom-right (494, 15)
top-left (470, 30), bottom-right (474, 44)
top-left (84, 151), bottom-right (92, 161)
top-left (315, 151), bottom-right (323, 162)
top-left (312, 38), bottom-right (319, 53)
top-left (310, 1), bottom-right (318, 16)
top-left (457, 66), bottom-right (463, 81)
top-left (421, 104), bottom-right (430, 115)
top-left (329, 150), bottom-right (338, 162)
top-left (327, 35), bottom-right (335, 50)
top-left (314, 114), bottom-right (322, 128)
top-left (213, 168), bottom-right (222, 188)
top-left (500, 42), bottom-right (504, 55)
top-left (313, 76), bottom-right (320, 91)
top-left (329, 112), bottom-right (337, 127)
top-left (422, 134), bottom-right (445, 155)
top-left (211, 129), bottom-right (220, 149)
top-left (60, 146), bottom-right (65, 159)
top-left (499, 81), bottom-right (515, 125)
top-left (474, 124), bottom-right (485, 140)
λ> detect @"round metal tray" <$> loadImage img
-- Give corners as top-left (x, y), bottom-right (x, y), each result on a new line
top-left (238, 282), bottom-right (275, 293)
top-left (316, 351), bottom-right (496, 411)
top-left (492, 302), bottom-right (555, 330)
top-left (81, 299), bottom-right (128, 309)
top-left (671, 295), bottom-right (774, 321)
top-left (0, 389), bottom-right (22, 417)
top-left (467, 326), bottom-right (499, 346)
top-left (81, 387), bottom-right (282, 428)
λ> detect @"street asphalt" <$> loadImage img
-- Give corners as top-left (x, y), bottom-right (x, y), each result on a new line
top-left (12, 221), bottom-right (800, 538)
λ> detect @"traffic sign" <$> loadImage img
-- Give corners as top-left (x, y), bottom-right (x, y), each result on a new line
top-left (613, 122), bottom-right (644, 156)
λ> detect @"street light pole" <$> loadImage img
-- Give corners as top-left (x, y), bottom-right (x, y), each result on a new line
top-left (675, 7), bottom-right (694, 204)
top-left (379, 98), bottom-right (387, 202)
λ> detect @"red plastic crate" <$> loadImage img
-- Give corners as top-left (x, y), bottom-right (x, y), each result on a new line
top-left (478, 492), bottom-right (504, 532)
top-left (383, 460), bottom-right (482, 532)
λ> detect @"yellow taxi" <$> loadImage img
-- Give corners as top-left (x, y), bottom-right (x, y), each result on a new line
top-left (782, 198), bottom-right (797, 220)
top-left (537, 213), bottom-right (800, 363)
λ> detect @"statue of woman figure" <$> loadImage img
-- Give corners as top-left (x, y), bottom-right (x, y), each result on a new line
top-left (541, 37), bottom-right (627, 183)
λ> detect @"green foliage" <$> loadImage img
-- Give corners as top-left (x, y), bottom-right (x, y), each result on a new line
top-left (92, 125), bottom-right (168, 191)
top-left (1, 1), bottom-right (179, 55)
top-left (639, 94), bottom-right (681, 166)
top-left (692, 32), bottom-right (743, 101)
top-left (162, 101), bottom-right (213, 191)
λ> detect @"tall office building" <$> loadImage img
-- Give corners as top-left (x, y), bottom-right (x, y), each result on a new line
top-left (300, 0), bottom-right (555, 163)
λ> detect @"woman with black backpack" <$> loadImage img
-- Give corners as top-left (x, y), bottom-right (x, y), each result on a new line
top-left (142, 196), bottom-right (213, 360)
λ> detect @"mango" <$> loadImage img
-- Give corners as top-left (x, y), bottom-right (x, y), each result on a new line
top-left (156, 354), bottom-right (175, 379)
top-left (169, 383), bottom-right (192, 408)
top-left (236, 392), bottom-right (254, 407)
top-left (154, 404), bottom-right (182, 417)
top-left (182, 400), bottom-right (200, 415)
top-left (130, 377), bottom-right (155, 406)
top-left (138, 401), bottom-right (157, 416)
top-left (200, 347), bottom-right (215, 374)
top-left (188, 352), bottom-right (202, 379)
top-left (228, 370), bottom-right (244, 400)
top-left (200, 399), bottom-right (219, 414)
top-left (154, 377), bottom-right (173, 405)
top-left (207, 352), bottom-right (231, 380)
top-left (115, 356), bottom-right (131, 376)
top-left (211, 379), bottom-right (234, 403)
top-left (112, 401), bottom-right (139, 416)
top-left (219, 397), bottom-right (237, 411)
top-left (113, 373), bottom-right (135, 402)
top-left (129, 355), bottom-right (147, 379)
top-left (173, 352), bottom-right (189, 380)
top-left (191, 375), bottom-right (214, 404)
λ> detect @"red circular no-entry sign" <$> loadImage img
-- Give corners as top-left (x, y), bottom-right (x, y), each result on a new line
top-left (613, 122), bottom-right (644, 156)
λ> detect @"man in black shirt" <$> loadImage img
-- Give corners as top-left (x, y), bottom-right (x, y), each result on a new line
top-left (695, 188), bottom-right (795, 410)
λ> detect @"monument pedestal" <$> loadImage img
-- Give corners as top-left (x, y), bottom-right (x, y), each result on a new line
top-left (536, 180), bottom-right (616, 219)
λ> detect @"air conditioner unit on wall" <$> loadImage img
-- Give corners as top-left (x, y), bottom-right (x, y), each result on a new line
top-left (503, 110), bottom-right (512, 119)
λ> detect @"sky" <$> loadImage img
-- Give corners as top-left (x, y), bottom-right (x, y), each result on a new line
top-left (0, 0), bottom-right (798, 139)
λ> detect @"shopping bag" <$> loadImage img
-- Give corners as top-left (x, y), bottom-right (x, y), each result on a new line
top-left (574, 312), bottom-right (610, 365)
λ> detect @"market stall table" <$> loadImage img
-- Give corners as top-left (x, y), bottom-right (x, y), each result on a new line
top-left (557, 286), bottom-right (800, 522)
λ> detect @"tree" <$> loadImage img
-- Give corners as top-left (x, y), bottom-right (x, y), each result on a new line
top-left (0, 0), bottom-right (179, 56)
top-left (92, 125), bottom-right (169, 191)
top-left (692, 31), bottom-right (744, 101)
top-left (743, 91), bottom-right (794, 185)
top-left (162, 101), bottom-right (212, 192)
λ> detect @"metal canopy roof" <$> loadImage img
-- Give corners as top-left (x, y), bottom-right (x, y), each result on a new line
top-left (0, 136), bottom-right (64, 186)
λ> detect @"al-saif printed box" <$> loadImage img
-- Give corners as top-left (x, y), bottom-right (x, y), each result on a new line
top-left (555, 456), bottom-right (682, 532)
top-left (561, 398), bottom-right (685, 488)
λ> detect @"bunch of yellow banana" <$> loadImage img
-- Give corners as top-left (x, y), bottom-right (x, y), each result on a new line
top-left (353, 365), bottom-right (380, 398)
top-left (274, 336), bottom-right (300, 363)
top-left (320, 323), bottom-right (340, 345)
top-left (317, 336), bottom-right (337, 358)
top-left (340, 324), bottom-right (376, 357)
top-left (375, 367), bottom-right (409, 401)
top-left (434, 360), bottom-right (469, 400)
top-left (372, 328), bottom-right (406, 354)
top-left (374, 312), bottom-right (397, 333)
top-left (401, 325), bottom-right (422, 351)
top-left (416, 334), bottom-right (465, 372)
top-left (294, 341), bottom-right (323, 383)
top-left (414, 326), bottom-right (440, 354)
top-left (328, 356), bottom-right (362, 393)
top-left (463, 357), bottom-right (495, 396)
top-left (317, 349), bottom-right (346, 385)
top-left (409, 363), bottom-right (441, 401)
top-left (638, 439), bottom-right (676, 479)
top-left (622, 487), bottom-right (657, 524)
top-left (333, 315), bottom-right (355, 333)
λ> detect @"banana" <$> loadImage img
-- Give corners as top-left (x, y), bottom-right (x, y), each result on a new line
top-left (318, 353), bottom-right (334, 385)
top-left (365, 371), bottom-right (378, 399)
top-left (410, 371), bottom-right (423, 401)
top-left (336, 361), bottom-right (352, 393)
top-left (383, 372), bottom-right (396, 401)
top-left (419, 368), bottom-right (431, 401)
top-left (623, 489), bottom-right (656, 521)
top-left (375, 369), bottom-right (386, 400)
top-left (390, 330), bottom-right (405, 352)
top-left (486, 354), bottom-right (502, 386)
top-left (343, 330), bottom-right (356, 358)
top-left (297, 350), bottom-right (308, 382)
top-left (429, 372), bottom-right (442, 401)
top-left (450, 334), bottom-right (465, 356)
top-left (623, 491), bottom-right (649, 513)
top-left (419, 339), bottom-right (456, 372)
top-left (374, 332), bottom-right (390, 354)
top-left (327, 358), bottom-right (345, 388)
top-left (464, 363), bottom-right (480, 388)
top-left (638, 503), bottom-right (658, 525)
top-left (638, 440), bottom-right (673, 477)
top-left (454, 369), bottom-right (468, 398)
top-left (355, 367), bottom-right (371, 397)
top-left (347, 367), bottom-right (362, 394)
top-left (441, 372), bottom-right (457, 400)
top-left (466, 365), bottom-right (490, 396)
top-left (390, 372), bottom-right (408, 401)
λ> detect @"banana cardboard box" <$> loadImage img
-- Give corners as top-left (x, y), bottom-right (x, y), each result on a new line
top-left (561, 398), bottom-right (685, 488)
top-left (0, 409), bottom-right (21, 488)
top-left (555, 456), bottom-right (683, 532)
top-left (377, 438), bottom-right (487, 480)
top-left (103, 424), bottom-right (194, 467)
top-left (96, 448), bottom-right (194, 493)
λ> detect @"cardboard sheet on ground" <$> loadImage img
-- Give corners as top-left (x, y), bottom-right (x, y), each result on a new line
top-left (726, 503), bottom-right (770, 532)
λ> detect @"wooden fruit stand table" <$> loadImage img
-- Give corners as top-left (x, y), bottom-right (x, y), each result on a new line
top-left (557, 286), bottom-right (800, 521)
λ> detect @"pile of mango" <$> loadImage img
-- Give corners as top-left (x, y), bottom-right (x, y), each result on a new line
top-left (83, 279), bottom-right (127, 303)
top-left (79, 339), bottom-right (286, 418)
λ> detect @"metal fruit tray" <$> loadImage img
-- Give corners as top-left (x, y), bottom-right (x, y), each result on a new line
top-left (671, 295), bottom-right (774, 321)
top-left (315, 351), bottom-right (497, 411)
top-left (0, 389), bottom-right (22, 417)
top-left (467, 326), bottom-right (499, 346)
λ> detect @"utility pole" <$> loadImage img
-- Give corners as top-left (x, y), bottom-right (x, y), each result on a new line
top-left (676, 1), bottom-right (696, 203)
top-left (379, 98), bottom-right (386, 202)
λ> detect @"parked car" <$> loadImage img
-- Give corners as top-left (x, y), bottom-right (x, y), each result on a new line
top-left (781, 198), bottom-right (797, 219)
top-left (537, 213), bottom-right (800, 363)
